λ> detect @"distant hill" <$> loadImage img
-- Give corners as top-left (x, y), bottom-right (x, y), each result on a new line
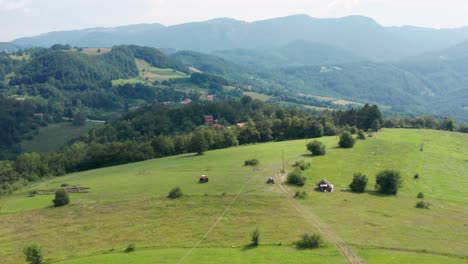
top-left (0, 42), bottom-right (20, 53)
top-left (213, 40), bottom-right (364, 68)
top-left (12, 15), bottom-right (468, 61)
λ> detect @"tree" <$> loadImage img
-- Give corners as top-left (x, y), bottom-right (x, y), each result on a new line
top-left (349, 172), bottom-right (368, 193)
top-left (294, 233), bottom-right (323, 249)
top-left (338, 131), bottom-right (355, 148)
top-left (23, 244), bottom-right (43, 264)
top-left (357, 129), bottom-right (366, 140)
top-left (250, 227), bottom-right (260, 246)
top-left (168, 186), bottom-right (183, 199)
top-left (375, 169), bottom-right (403, 195)
top-left (53, 189), bottom-right (70, 207)
top-left (151, 136), bottom-right (175, 157)
top-left (306, 140), bottom-right (326, 156)
top-left (440, 117), bottom-right (456, 131)
top-left (72, 112), bottom-right (87, 126)
top-left (286, 168), bottom-right (306, 186)
top-left (189, 131), bottom-right (208, 155)
top-left (371, 119), bottom-right (381, 132)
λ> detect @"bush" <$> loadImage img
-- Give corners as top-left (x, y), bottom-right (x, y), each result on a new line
top-left (23, 244), bottom-right (43, 264)
top-left (287, 169), bottom-right (306, 186)
top-left (168, 186), bottom-right (183, 199)
top-left (293, 160), bottom-right (311, 171)
top-left (53, 189), bottom-right (70, 207)
top-left (357, 130), bottom-right (366, 140)
top-left (294, 191), bottom-right (308, 199)
top-left (294, 233), bottom-right (323, 249)
top-left (338, 131), bottom-right (355, 148)
top-left (244, 159), bottom-right (259, 166)
top-left (417, 192), bottom-right (424, 199)
top-left (375, 169), bottom-right (403, 195)
top-left (250, 227), bottom-right (260, 246)
top-left (415, 201), bottom-right (430, 209)
top-left (349, 172), bottom-right (368, 193)
top-left (124, 244), bottom-right (136, 253)
top-left (306, 140), bottom-right (326, 156)
top-left (414, 173), bottom-right (419, 179)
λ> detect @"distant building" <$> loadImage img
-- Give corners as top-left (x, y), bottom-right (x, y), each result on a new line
top-left (33, 113), bottom-right (44, 118)
top-left (206, 95), bottom-right (215, 101)
top-left (182, 98), bottom-right (192, 105)
top-left (204, 115), bottom-right (214, 125)
top-left (236, 122), bottom-right (247, 128)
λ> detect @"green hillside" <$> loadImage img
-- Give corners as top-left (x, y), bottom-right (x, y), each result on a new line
top-left (0, 129), bottom-right (466, 263)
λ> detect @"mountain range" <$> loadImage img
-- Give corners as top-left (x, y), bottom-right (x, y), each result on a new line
top-left (11, 14), bottom-right (468, 61)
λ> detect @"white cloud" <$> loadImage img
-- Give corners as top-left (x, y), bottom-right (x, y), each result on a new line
top-left (0, 0), bottom-right (30, 11)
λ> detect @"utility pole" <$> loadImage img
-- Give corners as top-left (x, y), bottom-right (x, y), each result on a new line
top-left (282, 149), bottom-right (285, 173)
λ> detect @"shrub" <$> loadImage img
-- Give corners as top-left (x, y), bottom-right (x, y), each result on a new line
top-left (294, 233), bottom-right (323, 249)
top-left (415, 201), bottom-right (430, 209)
top-left (124, 244), bottom-right (136, 253)
top-left (23, 244), bottom-right (43, 264)
top-left (287, 169), bottom-right (306, 186)
top-left (338, 131), bottom-right (355, 148)
top-left (294, 191), bottom-right (308, 199)
top-left (250, 227), bottom-right (260, 246)
top-left (306, 140), bottom-right (326, 156)
top-left (53, 189), bottom-right (70, 207)
top-left (168, 186), bottom-right (183, 199)
top-left (60, 183), bottom-right (69, 187)
top-left (293, 160), bottom-right (311, 171)
top-left (357, 130), bottom-right (366, 140)
top-left (417, 192), bottom-right (424, 199)
top-left (375, 169), bottom-right (403, 195)
top-left (244, 159), bottom-right (259, 166)
top-left (349, 172), bottom-right (368, 193)
top-left (414, 173), bottom-right (419, 179)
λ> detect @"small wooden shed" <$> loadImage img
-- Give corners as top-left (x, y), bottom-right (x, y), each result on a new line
top-left (317, 179), bottom-right (334, 192)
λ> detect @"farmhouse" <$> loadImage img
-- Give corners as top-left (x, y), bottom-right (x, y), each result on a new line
top-left (317, 179), bottom-right (334, 192)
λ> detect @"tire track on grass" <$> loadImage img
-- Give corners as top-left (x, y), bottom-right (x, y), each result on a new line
top-left (176, 177), bottom-right (251, 264)
top-left (277, 173), bottom-right (362, 264)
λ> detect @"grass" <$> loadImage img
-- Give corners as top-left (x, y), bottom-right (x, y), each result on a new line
top-left (243, 92), bottom-right (272, 102)
top-left (0, 129), bottom-right (467, 263)
top-left (9, 54), bottom-right (30, 61)
top-left (136, 59), bottom-right (188, 82)
top-left (20, 122), bottom-right (103, 153)
top-left (112, 59), bottom-right (189, 86)
top-left (78, 48), bottom-right (111, 56)
top-left (57, 246), bottom-right (345, 264)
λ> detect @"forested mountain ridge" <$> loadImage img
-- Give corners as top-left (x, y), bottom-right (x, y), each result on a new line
top-left (12, 15), bottom-right (468, 61)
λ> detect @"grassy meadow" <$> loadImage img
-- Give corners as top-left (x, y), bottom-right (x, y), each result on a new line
top-left (0, 129), bottom-right (467, 263)
top-left (20, 122), bottom-right (103, 153)
top-left (111, 59), bottom-right (189, 86)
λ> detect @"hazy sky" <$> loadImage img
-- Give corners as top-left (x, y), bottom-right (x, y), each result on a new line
top-left (2, 0), bottom-right (468, 41)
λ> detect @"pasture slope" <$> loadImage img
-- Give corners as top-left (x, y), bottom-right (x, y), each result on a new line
top-left (0, 129), bottom-right (467, 264)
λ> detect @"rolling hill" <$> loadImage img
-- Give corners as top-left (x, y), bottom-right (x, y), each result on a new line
top-left (0, 42), bottom-right (20, 53)
top-left (0, 129), bottom-right (466, 263)
top-left (213, 40), bottom-right (364, 69)
top-left (12, 15), bottom-right (468, 61)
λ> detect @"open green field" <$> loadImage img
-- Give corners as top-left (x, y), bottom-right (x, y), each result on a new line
top-left (112, 59), bottom-right (188, 86)
top-left (1, 129), bottom-right (467, 263)
top-left (242, 92), bottom-right (272, 102)
top-left (20, 122), bottom-right (104, 153)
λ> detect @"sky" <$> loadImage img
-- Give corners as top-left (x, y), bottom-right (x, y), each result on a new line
top-left (1, 0), bottom-right (468, 41)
